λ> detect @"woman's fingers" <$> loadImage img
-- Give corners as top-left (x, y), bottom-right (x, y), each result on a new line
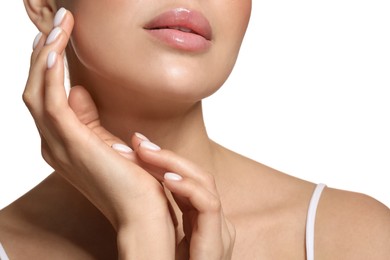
top-left (26, 7), bottom-right (138, 168)
top-left (134, 133), bottom-right (235, 258)
top-left (164, 173), bottom-right (221, 213)
top-left (68, 86), bottom-right (100, 127)
top-left (24, 9), bottom-right (74, 119)
top-left (68, 86), bottom-right (139, 162)
top-left (133, 134), bottom-right (219, 212)
top-left (68, 86), bottom-right (128, 145)
top-left (133, 136), bottom-right (216, 191)
top-left (30, 8), bottom-right (73, 66)
top-left (44, 51), bottom-right (68, 118)
top-left (163, 172), bottom-right (235, 259)
top-left (22, 8), bottom-right (77, 167)
top-left (26, 8), bottom-right (131, 153)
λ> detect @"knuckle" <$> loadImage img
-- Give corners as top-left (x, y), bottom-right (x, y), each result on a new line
top-left (22, 90), bottom-right (34, 109)
top-left (206, 195), bottom-right (222, 212)
top-left (22, 91), bottom-right (41, 116)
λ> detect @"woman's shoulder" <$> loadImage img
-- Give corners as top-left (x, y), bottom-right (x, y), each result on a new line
top-left (315, 187), bottom-right (390, 259)
top-left (222, 147), bottom-right (390, 258)
top-left (0, 174), bottom-right (118, 259)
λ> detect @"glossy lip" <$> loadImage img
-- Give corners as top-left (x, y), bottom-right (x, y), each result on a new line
top-left (144, 8), bottom-right (212, 52)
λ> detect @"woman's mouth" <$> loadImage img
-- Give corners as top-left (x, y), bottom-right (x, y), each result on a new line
top-left (144, 8), bottom-right (212, 52)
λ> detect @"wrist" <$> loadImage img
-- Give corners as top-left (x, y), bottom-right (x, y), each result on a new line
top-left (117, 214), bottom-right (175, 260)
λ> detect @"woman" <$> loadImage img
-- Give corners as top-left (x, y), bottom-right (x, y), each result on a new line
top-left (0, 0), bottom-right (389, 259)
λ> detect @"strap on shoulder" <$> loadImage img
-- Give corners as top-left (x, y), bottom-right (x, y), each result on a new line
top-left (0, 242), bottom-right (9, 260)
top-left (305, 183), bottom-right (326, 260)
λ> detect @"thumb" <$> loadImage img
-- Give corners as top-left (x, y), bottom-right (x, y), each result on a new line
top-left (68, 85), bottom-right (136, 161)
top-left (68, 85), bottom-right (100, 125)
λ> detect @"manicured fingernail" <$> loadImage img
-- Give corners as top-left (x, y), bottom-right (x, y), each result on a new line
top-left (46, 27), bottom-right (61, 45)
top-left (140, 140), bottom-right (161, 151)
top-left (53, 7), bottom-right (67, 27)
top-left (32, 32), bottom-right (42, 49)
top-left (47, 51), bottom-right (57, 69)
top-left (164, 172), bottom-right (183, 181)
top-left (112, 143), bottom-right (133, 154)
top-left (135, 132), bottom-right (149, 141)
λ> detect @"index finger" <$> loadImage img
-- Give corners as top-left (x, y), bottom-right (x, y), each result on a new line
top-left (30, 8), bottom-right (74, 67)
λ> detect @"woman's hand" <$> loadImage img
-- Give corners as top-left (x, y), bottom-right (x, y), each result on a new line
top-left (134, 135), bottom-right (236, 259)
top-left (23, 8), bottom-right (175, 259)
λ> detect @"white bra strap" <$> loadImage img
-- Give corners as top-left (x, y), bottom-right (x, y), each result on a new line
top-left (0, 243), bottom-right (9, 260)
top-left (306, 183), bottom-right (326, 260)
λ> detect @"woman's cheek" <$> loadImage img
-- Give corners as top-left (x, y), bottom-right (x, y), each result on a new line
top-left (69, 22), bottom-right (227, 102)
top-left (65, 0), bottom-right (251, 102)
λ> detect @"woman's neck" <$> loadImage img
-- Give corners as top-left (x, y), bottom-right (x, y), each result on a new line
top-left (66, 50), bottom-right (219, 175)
top-left (101, 100), bottom-right (217, 171)
top-left (85, 87), bottom-right (218, 176)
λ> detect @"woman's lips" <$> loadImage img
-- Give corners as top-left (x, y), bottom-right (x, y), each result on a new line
top-left (144, 8), bottom-right (212, 52)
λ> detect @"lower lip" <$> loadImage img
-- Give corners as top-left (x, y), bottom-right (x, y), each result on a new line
top-left (145, 29), bottom-right (211, 52)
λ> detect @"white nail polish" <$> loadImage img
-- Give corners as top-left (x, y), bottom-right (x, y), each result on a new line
top-left (46, 27), bottom-right (62, 45)
top-left (112, 143), bottom-right (133, 154)
top-left (32, 32), bottom-right (42, 49)
top-left (47, 51), bottom-right (57, 69)
top-left (53, 8), bottom-right (67, 27)
top-left (140, 140), bottom-right (161, 151)
top-left (164, 172), bottom-right (183, 181)
top-left (135, 132), bottom-right (149, 141)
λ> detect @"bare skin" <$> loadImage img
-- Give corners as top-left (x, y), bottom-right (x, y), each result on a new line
top-left (1, 0), bottom-right (389, 259)
top-left (1, 148), bottom-right (389, 259)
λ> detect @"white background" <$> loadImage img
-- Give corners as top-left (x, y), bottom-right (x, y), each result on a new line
top-left (1, 1), bottom-right (389, 209)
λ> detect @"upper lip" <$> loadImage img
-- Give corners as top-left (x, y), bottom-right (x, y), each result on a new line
top-left (144, 8), bottom-right (212, 40)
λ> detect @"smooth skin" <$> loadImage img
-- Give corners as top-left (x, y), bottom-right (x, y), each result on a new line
top-left (0, 0), bottom-right (389, 259)
top-left (18, 10), bottom-right (234, 259)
